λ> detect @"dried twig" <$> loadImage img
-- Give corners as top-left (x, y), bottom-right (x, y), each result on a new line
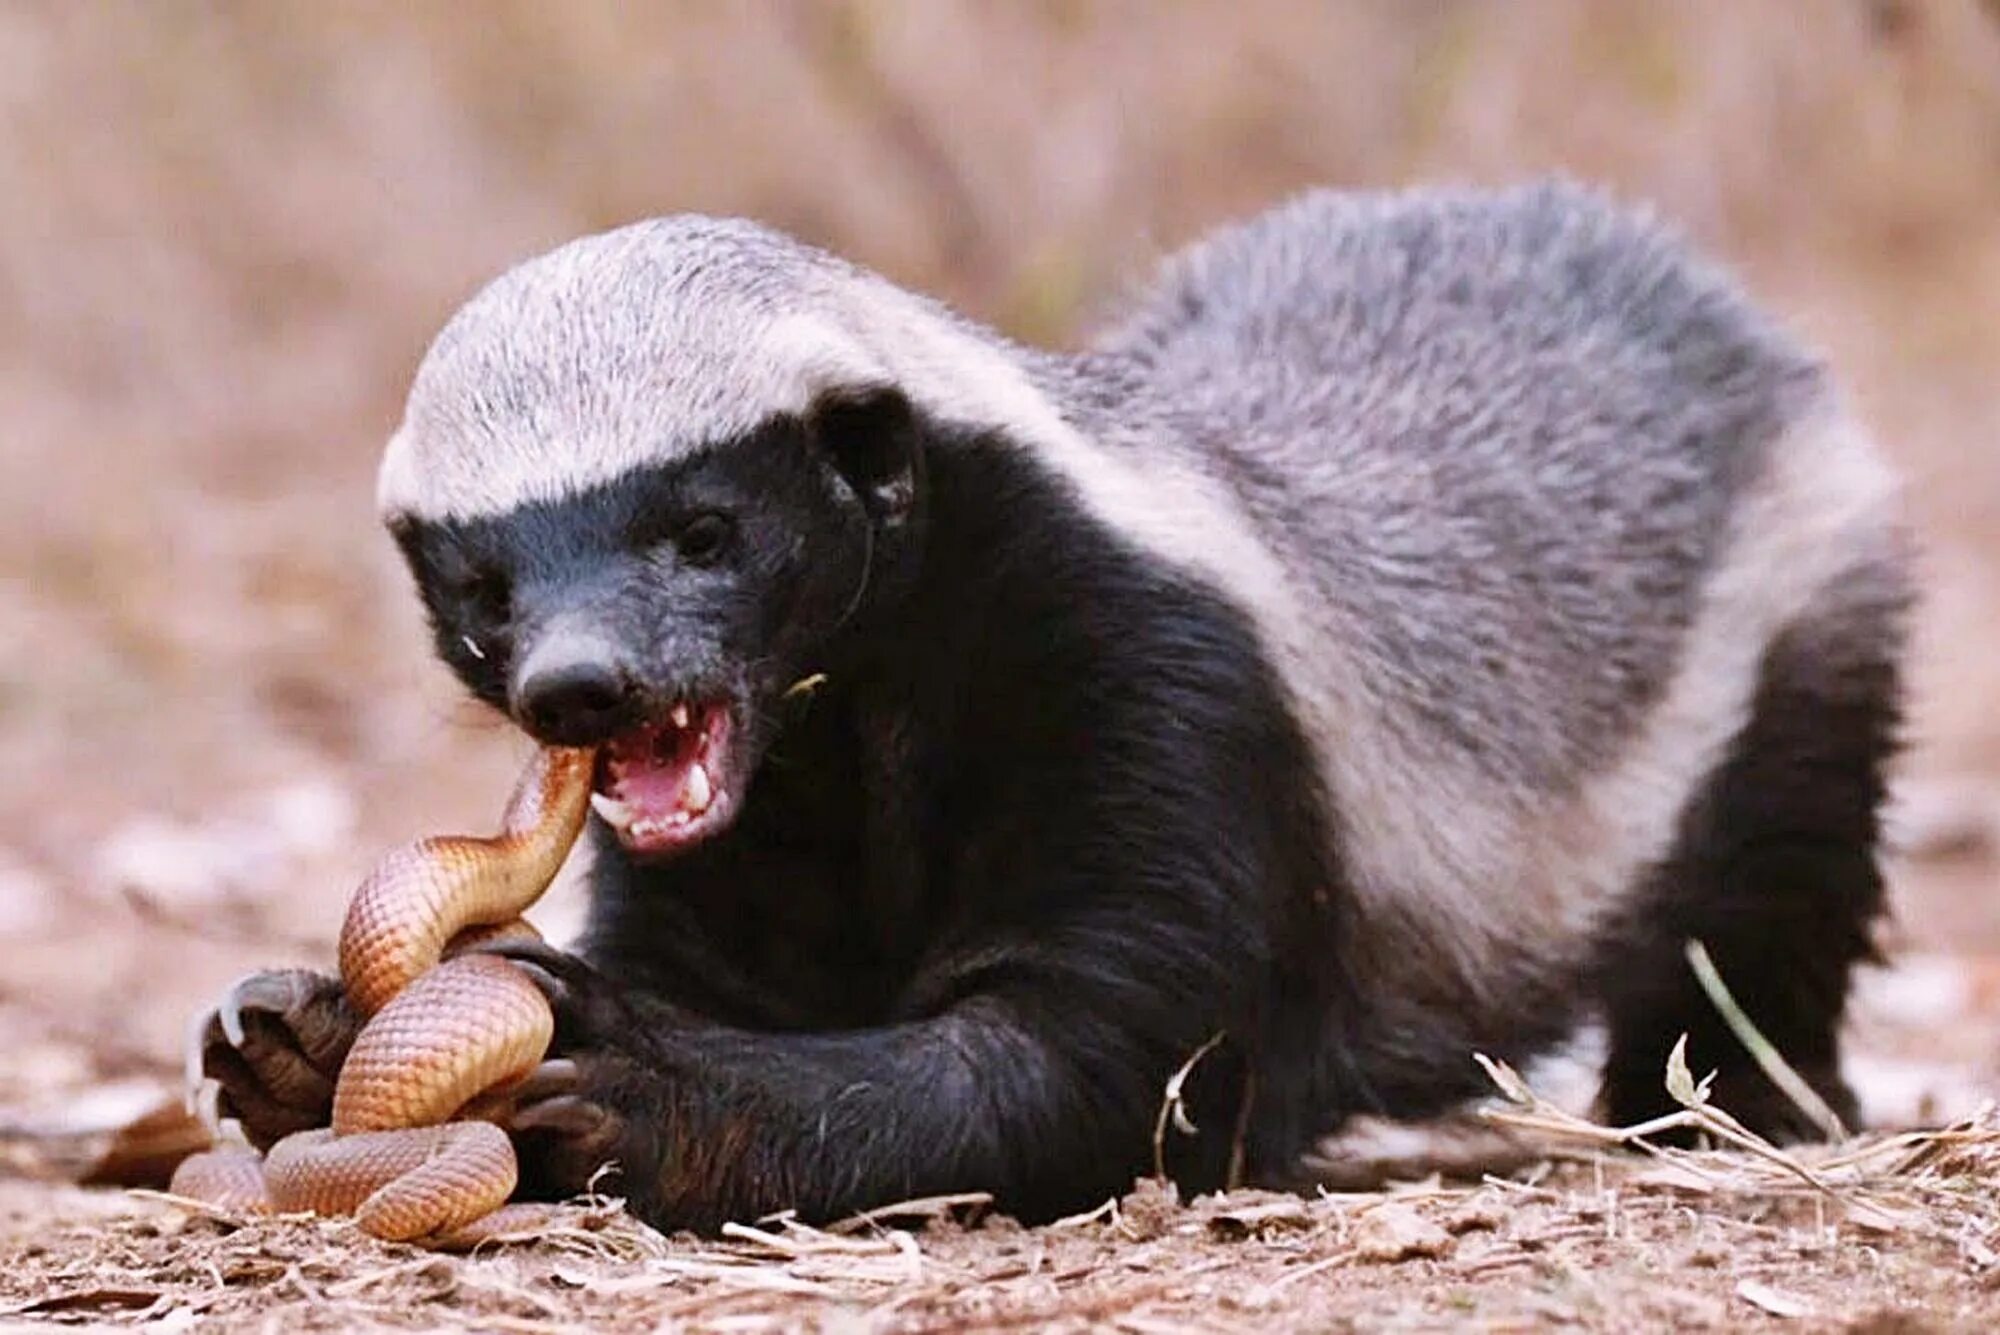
top-left (827, 1191), bottom-right (992, 1235)
top-left (1685, 939), bottom-right (1849, 1141)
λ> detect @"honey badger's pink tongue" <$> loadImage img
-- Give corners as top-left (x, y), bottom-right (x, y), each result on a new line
top-left (604, 753), bottom-right (707, 817)
top-left (590, 706), bottom-right (725, 846)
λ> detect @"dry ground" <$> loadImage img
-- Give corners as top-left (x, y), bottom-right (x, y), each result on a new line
top-left (10, 1034), bottom-right (2000, 1332)
top-left (7, 3), bottom-right (2000, 1330)
top-left (9, 848), bottom-right (2000, 1333)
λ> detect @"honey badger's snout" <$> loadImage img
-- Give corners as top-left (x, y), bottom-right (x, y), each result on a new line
top-left (510, 622), bottom-right (642, 747)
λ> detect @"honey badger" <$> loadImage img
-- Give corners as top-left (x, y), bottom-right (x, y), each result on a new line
top-left (199, 180), bottom-right (1910, 1232)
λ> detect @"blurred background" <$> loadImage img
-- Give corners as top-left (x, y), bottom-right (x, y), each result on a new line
top-left (4, 0), bottom-right (2000, 1167)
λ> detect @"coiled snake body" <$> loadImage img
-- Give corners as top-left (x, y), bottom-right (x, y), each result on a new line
top-left (170, 747), bottom-right (595, 1244)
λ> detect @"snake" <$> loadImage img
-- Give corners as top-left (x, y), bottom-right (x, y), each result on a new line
top-left (168, 745), bottom-right (596, 1245)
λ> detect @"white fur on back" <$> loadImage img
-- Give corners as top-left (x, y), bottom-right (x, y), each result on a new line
top-left (1079, 405), bottom-right (1901, 1003)
top-left (1370, 405), bottom-right (1897, 993)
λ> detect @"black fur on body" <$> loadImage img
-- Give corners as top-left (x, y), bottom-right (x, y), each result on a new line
top-left (393, 407), bottom-right (1341, 1226)
top-left (200, 182), bottom-right (1911, 1233)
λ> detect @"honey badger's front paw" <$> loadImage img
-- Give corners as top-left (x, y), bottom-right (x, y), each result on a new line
top-left (488, 1056), bottom-right (634, 1201)
top-left (465, 939), bottom-right (637, 1054)
top-left (463, 942), bottom-right (652, 1200)
top-left (189, 968), bottom-right (360, 1149)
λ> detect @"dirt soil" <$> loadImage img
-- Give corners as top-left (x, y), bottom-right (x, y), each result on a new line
top-left (6, 1128), bottom-right (2000, 1333)
top-left (3, 832), bottom-right (1998, 1333)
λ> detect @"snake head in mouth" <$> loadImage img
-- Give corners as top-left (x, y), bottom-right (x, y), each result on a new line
top-left (504, 659), bottom-right (766, 863)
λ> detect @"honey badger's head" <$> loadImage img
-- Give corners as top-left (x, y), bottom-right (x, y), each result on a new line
top-left (378, 218), bottom-right (951, 860)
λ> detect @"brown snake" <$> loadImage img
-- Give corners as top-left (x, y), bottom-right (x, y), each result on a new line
top-left (170, 746), bottom-right (596, 1244)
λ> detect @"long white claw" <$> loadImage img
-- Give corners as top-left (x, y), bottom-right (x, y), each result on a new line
top-left (184, 1007), bottom-right (216, 1113)
top-left (215, 970), bottom-right (308, 1049)
top-left (589, 792), bottom-right (634, 828)
top-left (193, 1077), bottom-right (222, 1136)
top-left (219, 996), bottom-right (247, 1049)
top-left (684, 763), bottom-right (712, 813)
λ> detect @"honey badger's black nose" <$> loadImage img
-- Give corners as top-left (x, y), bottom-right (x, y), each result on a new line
top-left (513, 633), bottom-right (639, 745)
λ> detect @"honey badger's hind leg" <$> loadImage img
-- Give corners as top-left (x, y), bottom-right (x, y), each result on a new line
top-left (1593, 566), bottom-right (1909, 1143)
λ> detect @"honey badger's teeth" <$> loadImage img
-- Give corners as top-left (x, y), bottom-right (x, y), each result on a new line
top-left (670, 702), bottom-right (691, 729)
top-left (629, 811), bottom-right (699, 839)
top-left (589, 793), bottom-right (636, 828)
top-left (684, 763), bottom-right (712, 813)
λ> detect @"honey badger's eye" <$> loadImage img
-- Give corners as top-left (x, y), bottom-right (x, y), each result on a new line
top-left (678, 512), bottom-right (736, 566)
top-left (458, 567), bottom-right (513, 626)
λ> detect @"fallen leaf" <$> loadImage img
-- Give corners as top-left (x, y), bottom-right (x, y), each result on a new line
top-left (1354, 1202), bottom-right (1452, 1263)
top-left (79, 1093), bottom-right (212, 1189)
top-left (1207, 1195), bottom-right (1312, 1239)
top-left (1442, 1201), bottom-right (1505, 1235)
top-left (7, 1287), bottom-right (162, 1316)
top-left (1736, 1279), bottom-right (1813, 1319)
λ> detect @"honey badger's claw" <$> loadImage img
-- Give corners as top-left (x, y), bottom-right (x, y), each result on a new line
top-left (509, 1093), bottom-right (614, 1138)
top-left (184, 970), bottom-right (317, 1116)
top-left (507, 960), bottom-right (568, 1009)
top-left (215, 969), bottom-right (320, 1048)
top-left (512, 1058), bottom-right (583, 1103)
top-left (188, 968), bottom-right (358, 1150)
top-left (469, 940), bottom-right (586, 1006)
top-left (184, 1007), bottom-right (216, 1114)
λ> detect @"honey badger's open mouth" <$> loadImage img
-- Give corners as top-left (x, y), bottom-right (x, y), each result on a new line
top-left (589, 700), bottom-right (738, 857)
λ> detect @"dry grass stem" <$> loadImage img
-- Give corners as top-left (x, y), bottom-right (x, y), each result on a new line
top-left (1685, 939), bottom-right (1850, 1141)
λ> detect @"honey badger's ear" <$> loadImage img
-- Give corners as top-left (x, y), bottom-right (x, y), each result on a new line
top-left (810, 385), bottom-right (921, 526)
